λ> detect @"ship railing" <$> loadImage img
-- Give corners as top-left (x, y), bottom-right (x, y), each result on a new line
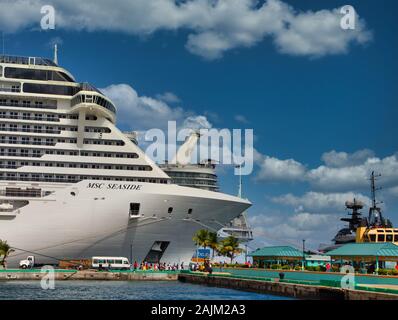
top-left (0, 55), bottom-right (57, 66)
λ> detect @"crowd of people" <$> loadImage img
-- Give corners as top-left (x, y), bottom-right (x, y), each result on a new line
top-left (131, 261), bottom-right (184, 271)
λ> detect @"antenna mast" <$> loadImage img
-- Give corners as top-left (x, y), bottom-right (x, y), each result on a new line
top-left (368, 171), bottom-right (383, 227)
top-left (53, 44), bottom-right (58, 65)
top-left (370, 171), bottom-right (381, 209)
top-left (236, 164), bottom-right (242, 198)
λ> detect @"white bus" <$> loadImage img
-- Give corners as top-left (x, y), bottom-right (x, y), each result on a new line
top-left (92, 257), bottom-right (130, 270)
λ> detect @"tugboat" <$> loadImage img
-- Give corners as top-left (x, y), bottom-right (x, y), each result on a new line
top-left (320, 171), bottom-right (397, 252)
top-left (356, 172), bottom-right (397, 244)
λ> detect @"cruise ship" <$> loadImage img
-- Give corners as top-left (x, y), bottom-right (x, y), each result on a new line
top-left (0, 51), bottom-right (251, 266)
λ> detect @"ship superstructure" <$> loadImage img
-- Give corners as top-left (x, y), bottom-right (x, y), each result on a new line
top-left (0, 52), bottom-right (250, 265)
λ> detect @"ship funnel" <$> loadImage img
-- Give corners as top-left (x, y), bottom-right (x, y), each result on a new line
top-left (171, 131), bottom-right (201, 166)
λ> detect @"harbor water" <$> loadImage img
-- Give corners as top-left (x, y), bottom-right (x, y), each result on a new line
top-left (0, 280), bottom-right (291, 300)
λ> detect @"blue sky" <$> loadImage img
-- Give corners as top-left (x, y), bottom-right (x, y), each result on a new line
top-left (1, 0), bottom-right (397, 250)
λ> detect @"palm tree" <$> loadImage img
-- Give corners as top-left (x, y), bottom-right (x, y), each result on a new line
top-left (218, 236), bottom-right (242, 264)
top-left (193, 229), bottom-right (210, 261)
top-left (193, 229), bottom-right (210, 248)
top-left (206, 231), bottom-right (219, 259)
top-left (0, 239), bottom-right (14, 269)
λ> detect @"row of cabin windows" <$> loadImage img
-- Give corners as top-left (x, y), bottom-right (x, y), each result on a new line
top-left (0, 172), bottom-right (168, 184)
top-left (4, 67), bottom-right (74, 82)
top-left (23, 83), bottom-right (80, 96)
top-left (83, 139), bottom-right (124, 146)
top-left (0, 160), bottom-right (152, 171)
top-left (0, 83), bottom-right (21, 93)
top-left (0, 136), bottom-right (76, 145)
top-left (369, 234), bottom-right (398, 242)
top-left (170, 178), bottom-right (218, 186)
top-left (0, 111), bottom-right (58, 121)
top-left (0, 111), bottom-right (95, 122)
top-left (0, 97), bottom-right (57, 109)
top-left (166, 172), bottom-right (217, 179)
top-left (0, 124), bottom-right (110, 134)
top-left (0, 147), bottom-right (138, 158)
top-left (129, 203), bottom-right (192, 218)
top-left (0, 135), bottom-right (123, 146)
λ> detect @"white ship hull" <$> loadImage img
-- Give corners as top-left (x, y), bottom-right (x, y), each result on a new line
top-left (1, 180), bottom-right (250, 266)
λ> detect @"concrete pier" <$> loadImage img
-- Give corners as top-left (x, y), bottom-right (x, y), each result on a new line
top-left (178, 273), bottom-right (398, 300)
top-left (0, 270), bottom-right (178, 281)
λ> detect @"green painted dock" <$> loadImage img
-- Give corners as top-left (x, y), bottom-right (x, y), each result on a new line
top-left (178, 268), bottom-right (398, 299)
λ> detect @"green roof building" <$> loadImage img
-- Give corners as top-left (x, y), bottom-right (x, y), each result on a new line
top-left (248, 246), bottom-right (304, 268)
top-left (327, 243), bottom-right (398, 272)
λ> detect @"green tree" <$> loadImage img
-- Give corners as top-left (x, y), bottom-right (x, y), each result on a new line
top-left (218, 236), bottom-right (242, 263)
top-left (0, 240), bottom-right (14, 269)
top-left (206, 231), bottom-right (219, 259)
top-left (192, 229), bottom-right (210, 248)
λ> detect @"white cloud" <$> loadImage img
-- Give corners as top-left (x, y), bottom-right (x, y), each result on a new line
top-left (101, 83), bottom-right (212, 132)
top-left (273, 7), bottom-right (372, 56)
top-left (308, 154), bottom-right (398, 191)
top-left (0, 0), bottom-right (372, 59)
top-left (255, 153), bottom-right (307, 182)
top-left (101, 84), bottom-right (184, 131)
top-left (255, 149), bottom-right (398, 191)
top-left (248, 212), bottom-right (339, 249)
top-left (155, 92), bottom-right (181, 104)
top-left (272, 191), bottom-right (371, 213)
top-left (234, 114), bottom-right (250, 124)
top-left (321, 149), bottom-right (375, 168)
top-left (288, 212), bottom-right (336, 231)
top-left (183, 115), bottom-right (212, 131)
